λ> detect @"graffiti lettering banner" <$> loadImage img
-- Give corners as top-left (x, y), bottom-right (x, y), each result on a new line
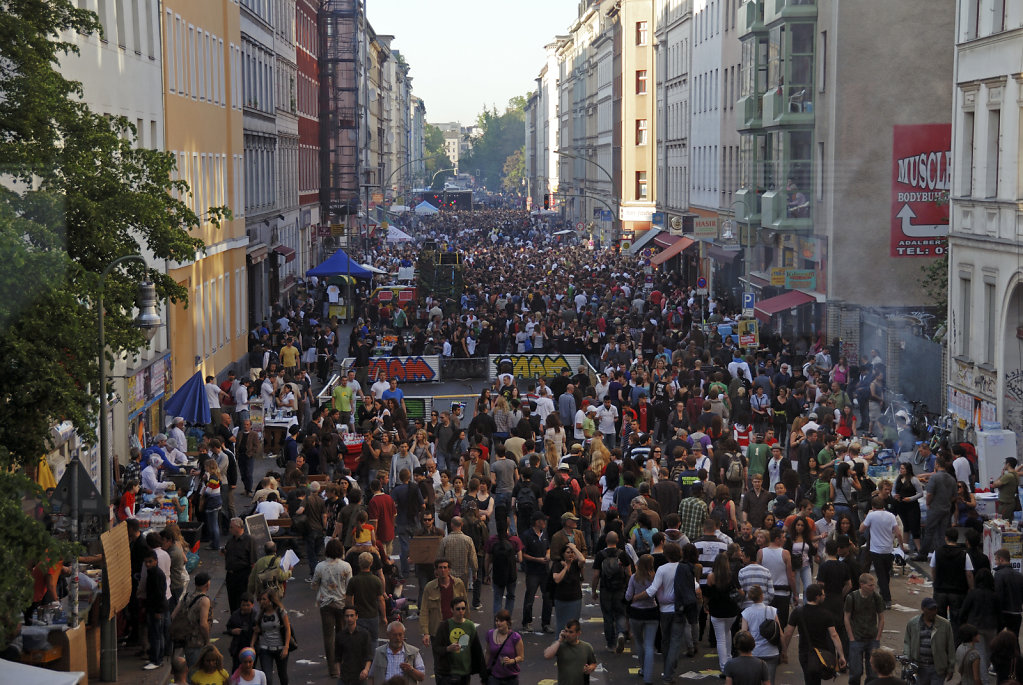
top-left (891, 123), bottom-right (951, 257)
top-left (488, 354), bottom-right (584, 381)
top-left (341, 355), bottom-right (440, 382)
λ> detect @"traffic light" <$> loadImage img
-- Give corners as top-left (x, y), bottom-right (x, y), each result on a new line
top-left (543, 193), bottom-right (550, 209)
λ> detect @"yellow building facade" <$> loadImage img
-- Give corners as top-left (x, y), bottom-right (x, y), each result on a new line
top-left (162, 0), bottom-right (249, 386)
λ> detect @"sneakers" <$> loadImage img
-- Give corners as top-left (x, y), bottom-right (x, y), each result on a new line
top-left (615, 633), bottom-right (626, 654)
top-left (541, 625), bottom-right (552, 633)
top-left (304, 577), bottom-right (315, 584)
top-left (473, 603), bottom-right (484, 611)
top-left (143, 662), bottom-right (162, 671)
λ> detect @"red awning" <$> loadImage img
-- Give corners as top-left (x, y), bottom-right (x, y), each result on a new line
top-left (652, 233), bottom-right (677, 248)
top-left (754, 290), bottom-right (816, 322)
top-left (273, 245), bottom-right (296, 263)
top-left (650, 236), bottom-right (696, 266)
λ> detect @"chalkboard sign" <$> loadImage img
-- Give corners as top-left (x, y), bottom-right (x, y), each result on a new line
top-left (246, 513), bottom-right (271, 556)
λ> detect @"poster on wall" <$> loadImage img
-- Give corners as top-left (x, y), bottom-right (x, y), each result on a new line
top-left (891, 123), bottom-right (951, 257)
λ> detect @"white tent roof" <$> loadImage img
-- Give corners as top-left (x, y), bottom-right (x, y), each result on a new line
top-left (0, 660), bottom-right (86, 685)
top-left (388, 205), bottom-right (410, 214)
top-left (414, 201), bottom-right (439, 215)
top-left (386, 225), bottom-right (414, 242)
top-left (360, 263), bottom-right (389, 275)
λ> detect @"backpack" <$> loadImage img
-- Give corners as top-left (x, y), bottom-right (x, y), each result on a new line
top-left (710, 500), bottom-right (732, 532)
top-left (634, 528), bottom-right (653, 555)
top-left (169, 592), bottom-right (206, 643)
top-left (491, 538), bottom-right (518, 586)
top-left (599, 551), bottom-right (627, 592)
top-left (515, 484), bottom-right (538, 512)
top-left (725, 452), bottom-right (744, 483)
top-left (580, 495), bottom-right (598, 519)
top-left (256, 556), bottom-right (284, 595)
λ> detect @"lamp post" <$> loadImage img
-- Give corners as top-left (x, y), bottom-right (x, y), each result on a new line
top-left (553, 149), bottom-right (618, 241)
top-left (98, 255), bottom-right (162, 681)
top-left (724, 199), bottom-right (752, 300)
top-left (430, 167), bottom-right (455, 192)
top-left (384, 154), bottom-right (444, 202)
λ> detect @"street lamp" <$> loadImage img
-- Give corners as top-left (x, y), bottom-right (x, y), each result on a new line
top-left (97, 254), bottom-right (162, 681)
top-left (552, 149), bottom-right (618, 241)
top-left (723, 199), bottom-right (753, 300)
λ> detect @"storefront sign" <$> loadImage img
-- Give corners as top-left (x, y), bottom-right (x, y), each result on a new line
top-left (694, 218), bottom-right (718, 240)
top-left (784, 269), bottom-right (817, 290)
top-left (737, 319), bottom-right (760, 348)
top-left (770, 267), bottom-right (789, 286)
top-left (126, 354), bottom-right (171, 420)
top-left (488, 354), bottom-right (582, 381)
top-left (652, 212), bottom-right (665, 227)
top-left (619, 206), bottom-right (654, 222)
top-left (891, 123), bottom-right (951, 257)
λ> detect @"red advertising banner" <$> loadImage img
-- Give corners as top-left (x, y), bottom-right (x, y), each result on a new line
top-left (891, 124), bottom-right (951, 257)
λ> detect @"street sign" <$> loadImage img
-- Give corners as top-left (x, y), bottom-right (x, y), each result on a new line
top-left (576, 221), bottom-right (585, 230)
top-left (738, 319), bottom-right (760, 348)
top-left (742, 292), bottom-right (756, 318)
top-left (696, 276), bottom-right (708, 296)
top-left (600, 209), bottom-right (613, 221)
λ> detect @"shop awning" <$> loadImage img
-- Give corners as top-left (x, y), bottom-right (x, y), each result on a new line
top-left (247, 244), bottom-right (269, 264)
top-left (650, 236), bottom-right (696, 266)
top-left (273, 245), bottom-right (296, 263)
top-left (652, 233), bottom-right (677, 248)
top-left (706, 245), bottom-right (742, 263)
top-left (626, 228), bottom-right (662, 255)
top-left (754, 290), bottom-right (816, 323)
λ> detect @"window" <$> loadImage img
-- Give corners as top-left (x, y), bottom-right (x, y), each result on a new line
top-left (636, 21), bottom-right (648, 46)
top-left (961, 110), bottom-right (975, 196)
top-left (960, 276), bottom-right (972, 357)
top-left (130, 0), bottom-right (141, 53)
top-left (636, 171), bottom-right (648, 200)
top-left (818, 31), bottom-right (827, 92)
top-left (115, 0), bottom-right (126, 48)
top-left (97, 0), bottom-right (110, 41)
top-left (985, 281), bottom-right (996, 364)
top-left (636, 69), bottom-right (648, 95)
top-left (636, 119), bottom-right (648, 145)
top-left (986, 109), bottom-right (999, 198)
top-left (146, 0), bottom-right (156, 58)
top-left (166, 10), bottom-right (175, 92)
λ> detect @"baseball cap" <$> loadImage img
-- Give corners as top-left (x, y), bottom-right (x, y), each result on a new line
top-left (921, 597), bottom-right (937, 610)
top-left (561, 512), bottom-right (579, 521)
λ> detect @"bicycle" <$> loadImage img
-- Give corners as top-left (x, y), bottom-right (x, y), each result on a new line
top-left (896, 654), bottom-right (919, 684)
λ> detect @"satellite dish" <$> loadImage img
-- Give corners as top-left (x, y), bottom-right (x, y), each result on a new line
top-left (670, 216), bottom-right (683, 230)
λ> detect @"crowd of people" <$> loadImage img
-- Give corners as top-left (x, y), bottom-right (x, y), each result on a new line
top-left (21, 207), bottom-right (1023, 685)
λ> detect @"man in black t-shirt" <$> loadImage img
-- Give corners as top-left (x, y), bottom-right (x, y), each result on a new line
top-left (818, 538), bottom-right (853, 659)
top-left (781, 583), bottom-right (847, 685)
top-left (591, 532), bottom-right (634, 652)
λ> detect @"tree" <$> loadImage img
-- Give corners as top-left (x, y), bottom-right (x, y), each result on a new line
top-left (501, 147), bottom-right (525, 194)
top-left (460, 95), bottom-right (528, 191)
top-left (423, 123), bottom-right (453, 187)
top-left (0, 0), bottom-right (221, 636)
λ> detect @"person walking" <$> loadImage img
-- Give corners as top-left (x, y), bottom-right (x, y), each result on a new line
top-left (626, 554), bottom-right (660, 685)
top-left (431, 597), bottom-right (484, 685)
top-left (420, 558), bottom-right (468, 648)
top-left (223, 518), bottom-right (256, 614)
top-left (334, 606), bottom-right (373, 685)
top-left (859, 496), bottom-right (902, 608)
top-left (916, 458), bottom-right (955, 560)
top-left (346, 552), bottom-right (386, 643)
top-left (251, 589), bottom-right (292, 685)
top-left (542, 619), bottom-right (598, 685)
top-left (722, 631), bottom-right (770, 685)
top-left (592, 531), bottom-right (633, 653)
top-left (930, 528), bottom-right (973, 636)
top-left (904, 597), bottom-right (956, 685)
top-left (843, 573), bottom-right (885, 685)
top-left (437, 516), bottom-right (479, 598)
top-left (141, 551), bottom-right (169, 671)
top-left (520, 512), bottom-right (553, 633)
top-left (893, 462), bottom-right (924, 556)
top-left (484, 611), bottom-right (525, 685)
top-left (705, 551), bottom-right (742, 674)
top-left (780, 583), bottom-right (846, 685)
top-left (993, 547), bottom-right (1023, 636)
top-left (311, 538), bottom-right (352, 679)
top-left (739, 584), bottom-right (781, 685)
top-left (486, 520), bottom-right (523, 616)
top-left (960, 566), bottom-right (999, 683)
top-left (172, 571), bottom-right (212, 668)
top-left (552, 542), bottom-right (586, 634)
top-left (368, 621), bottom-right (426, 685)
top-left (758, 527), bottom-right (796, 627)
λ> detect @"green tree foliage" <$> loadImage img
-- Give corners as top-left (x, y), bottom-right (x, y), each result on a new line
top-left (423, 123), bottom-right (453, 187)
top-left (501, 147), bottom-right (526, 194)
top-left (0, 0), bottom-right (221, 633)
top-left (919, 250), bottom-right (948, 329)
top-left (461, 95), bottom-right (527, 190)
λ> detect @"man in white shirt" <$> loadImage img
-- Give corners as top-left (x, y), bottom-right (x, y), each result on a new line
top-left (232, 381), bottom-right (249, 425)
top-left (859, 496), bottom-right (903, 607)
top-left (727, 354), bottom-right (753, 384)
top-left (205, 375), bottom-right (225, 426)
top-left (535, 378), bottom-right (554, 399)
top-left (168, 417), bottom-right (188, 456)
top-left (255, 492), bottom-right (288, 534)
top-left (595, 397), bottom-right (619, 448)
top-left (534, 392), bottom-right (556, 425)
top-left (573, 406), bottom-right (587, 442)
top-left (370, 372), bottom-right (390, 400)
top-left (951, 448), bottom-right (972, 488)
top-left (593, 373), bottom-right (610, 402)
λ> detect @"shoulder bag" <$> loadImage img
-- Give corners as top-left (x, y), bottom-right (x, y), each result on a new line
top-left (799, 606), bottom-right (837, 680)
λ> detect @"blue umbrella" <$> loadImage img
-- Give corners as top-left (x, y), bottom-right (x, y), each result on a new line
top-left (163, 371), bottom-right (211, 425)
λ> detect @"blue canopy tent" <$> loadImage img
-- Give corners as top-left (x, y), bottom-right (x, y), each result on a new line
top-left (306, 249), bottom-right (374, 279)
top-left (163, 371), bottom-right (211, 425)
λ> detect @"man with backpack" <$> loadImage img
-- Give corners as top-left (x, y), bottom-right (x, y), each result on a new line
top-left (486, 522), bottom-right (523, 615)
top-left (170, 571), bottom-right (212, 667)
top-left (719, 442), bottom-right (747, 504)
top-left (591, 531), bottom-right (633, 653)
top-left (247, 541), bottom-right (291, 598)
top-left (843, 573), bottom-right (885, 685)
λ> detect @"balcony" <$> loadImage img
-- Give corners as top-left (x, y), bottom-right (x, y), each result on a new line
top-left (763, 0), bottom-right (816, 25)
top-left (760, 187), bottom-right (812, 233)
top-left (737, 93), bottom-right (763, 131)
top-left (738, 0), bottom-right (764, 37)
top-left (761, 85), bottom-right (814, 127)
top-left (734, 188), bottom-right (762, 224)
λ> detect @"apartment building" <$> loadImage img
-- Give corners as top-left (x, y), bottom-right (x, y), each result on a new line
top-left (297, 0), bottom-right (322, 268)
top-left (946, 1), bottom-right (1023, 446)
top-left (654, 0), bottom-right (692, 228)
top-left (162, 0), bottom-right (248, 388)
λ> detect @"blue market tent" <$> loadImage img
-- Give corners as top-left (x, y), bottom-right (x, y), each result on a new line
top-left (306, 249), bottom-right (374, 279)
top-left (163, 371), bottom-right (210, 425)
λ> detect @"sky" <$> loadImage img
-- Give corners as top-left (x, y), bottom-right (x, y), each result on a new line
top-left (366, 0), bottom-right (580, 125)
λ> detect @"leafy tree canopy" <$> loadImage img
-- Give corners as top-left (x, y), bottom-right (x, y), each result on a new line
top-left (423, 123), bottom-right (453, 188)
top-left (461, 95), bottom-right (527, 191)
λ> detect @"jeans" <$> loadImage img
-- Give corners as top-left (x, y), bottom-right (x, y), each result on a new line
top-left (599, 593), bottom-right (628, 648)
top-left (921, 508), bottom-right (950, 555)
top-left (710, 615), bottom-right (736, 672)
top-left (630, 618), bottom-right (658, 684)
top-left (798, 652), bottom-right (825, 685)
top-left (146, 611), bottom-right (166, 666)
top-left (934, 591), bottom-right (965, 636)
top-left (304, 529), bottom-right (321, 576)
top-left (659, 611), bottom-right (688, 680)
top-left (522, 572), bottom-right (552, 628)
top-left (760, 655), bottom-right (780, 685)
top-left (237, 453), bottom-right (253, 493)
top-left (916, 664), bottom-right (947, 685)
top-left (320, 602), bottom-right (345, 675)
top-left (871, 552), bottom-right (894, 602)
top-left (258, 648), bottom-right (289, 685)
top-left (494, 492), bottom-right (513, 532)
top-left (554, 598), bottom-right (582, 634)
top-left (493, 582), bottom-right (516, 615)
top-left (848, 638), bottom-right (879, 685)
top-left (794, 564), bottom-right (813, 601)
top-left (205, 507), bottom-right (222, 549)
top-left (395, 525), bottom-right (412, 577)
top-left (602, 433), bottom-right (616, 449)
top-left (770, 594), bottom-right (792, 630)
top-left (356, 616), bottom-right (378, 644)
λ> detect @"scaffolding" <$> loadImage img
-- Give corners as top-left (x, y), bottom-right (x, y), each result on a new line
top-left (319, 0), bottom-right (361, 225)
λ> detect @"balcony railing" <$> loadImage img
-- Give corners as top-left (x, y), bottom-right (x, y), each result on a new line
top-left (764, 0), bottom-right (816, 24)
top-left (761, 85), bottom-right (814, 126)
top-left (760, 186), bottom-right (812, 233)
top-left (734, 188), bottom-right (762, 224)
top-left (737, 93), bottom-right (763, 131)
top-left (738, 0), bottom-right (764, 37)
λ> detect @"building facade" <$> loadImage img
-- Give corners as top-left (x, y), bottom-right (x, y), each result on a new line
top-left (162, 0), bottom-right (249, 389)
top-left (946, 0), bottom-right (1023, 446)
top-left (297, 0), bottom-right (323, 268)
top-left (654, 0), bottom-right (692, 229)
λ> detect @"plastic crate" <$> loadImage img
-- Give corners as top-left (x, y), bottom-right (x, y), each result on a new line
top-left (179, 521), bottom-right (204, 548)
